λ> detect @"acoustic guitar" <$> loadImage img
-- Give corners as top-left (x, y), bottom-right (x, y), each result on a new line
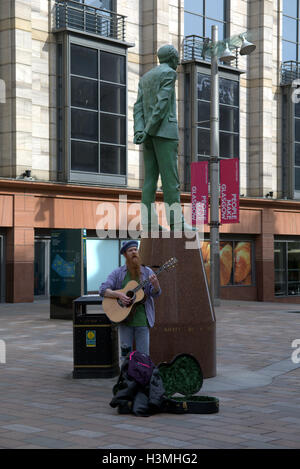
top-left (102, 257), bottom-right (178, 323)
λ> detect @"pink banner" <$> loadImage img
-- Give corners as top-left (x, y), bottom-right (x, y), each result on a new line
top-left (191, 161), bottom-right (209, 225)
top-left (220, 158), bottom-right (240, 224)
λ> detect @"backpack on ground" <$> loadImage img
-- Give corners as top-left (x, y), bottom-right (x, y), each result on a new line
top-left (127, 351), bottom-right (155, 386)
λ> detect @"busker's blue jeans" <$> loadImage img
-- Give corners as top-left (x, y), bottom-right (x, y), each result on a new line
top-left (119, 325), bottom-right (150, 358)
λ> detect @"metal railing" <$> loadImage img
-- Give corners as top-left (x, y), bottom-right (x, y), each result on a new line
top-left (182, 35), bottom-right (239, 68)
top-left (281, 61), bottom-right (300, 85)
top-left (54, 0), bottom-right (126, 42)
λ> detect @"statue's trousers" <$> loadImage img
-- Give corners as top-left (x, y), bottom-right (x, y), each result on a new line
top-left (141, 136), bottom-right (181, 229)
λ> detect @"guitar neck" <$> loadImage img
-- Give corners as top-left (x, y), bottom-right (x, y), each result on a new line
top-left (133, 266), bottom-right (165, 293)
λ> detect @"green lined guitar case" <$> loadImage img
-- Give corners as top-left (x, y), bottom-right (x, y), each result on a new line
top-left (158, 353), bottom-right (219, 414)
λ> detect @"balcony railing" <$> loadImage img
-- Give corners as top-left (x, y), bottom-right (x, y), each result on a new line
top-left (281, 61), bottom-right (300, 85)
top-left (54, 0), bottom-right (126, 42)
top-left (182, 35), bottom-right (239, 68)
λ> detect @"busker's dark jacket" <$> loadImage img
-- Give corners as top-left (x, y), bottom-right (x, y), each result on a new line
top-left (110, 356), bottom-right (166, 416)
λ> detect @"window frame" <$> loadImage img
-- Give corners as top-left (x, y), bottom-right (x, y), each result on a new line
top-left (85, 236), bottom-right (140, 293)
top-left (197, 71), bottom-right (240, 160)
top-left (184, 0), bottom-right (229, 40)
top-left (183, 61), bottom-right (241, 189)
top-left (58, 33), bottom-right (128, 186)
top-left (281, 84), bottom-right (300, 199)
top-left (274, 238), bottom-right (300, 296)
top-left (0, 233), bottom-right (6, 302)
top-left (282, 0), bottom-right (300, 63)
top-left (66, 0), bottom-right (117, 12)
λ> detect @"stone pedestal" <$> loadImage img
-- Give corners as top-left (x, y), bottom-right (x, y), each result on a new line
top-left (139, 232), bottom-right (216, 378)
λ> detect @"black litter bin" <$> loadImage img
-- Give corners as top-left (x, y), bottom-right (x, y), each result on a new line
top-left (73, 295), bottom-right (120, 379)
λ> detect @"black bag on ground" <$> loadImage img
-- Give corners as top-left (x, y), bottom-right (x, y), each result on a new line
top-left (158, 353), bottom-right (219, 414)
top-left (127, 351), bottom-right (155, 386)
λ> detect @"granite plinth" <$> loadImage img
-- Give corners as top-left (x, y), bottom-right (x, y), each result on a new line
top-left (139, 232), bottom-right (216, 378)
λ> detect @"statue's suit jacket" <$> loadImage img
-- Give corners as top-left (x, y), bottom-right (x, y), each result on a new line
top-left (133, 63), bottom-right (179, 140)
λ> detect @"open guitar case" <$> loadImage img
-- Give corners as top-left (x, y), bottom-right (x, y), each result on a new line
top-left (110, 352), bottom-right (219, 416)
top-left (158, 353), bottom-right (219, 414)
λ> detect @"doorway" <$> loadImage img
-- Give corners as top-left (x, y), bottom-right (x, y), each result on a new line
top-left (34, 238), bottom-right (50, 298)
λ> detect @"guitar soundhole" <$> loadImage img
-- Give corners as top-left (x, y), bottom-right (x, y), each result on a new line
top-left (117, 290), bottom-right (136, 308)
top-left (126, 290), bottom-right (136, 302)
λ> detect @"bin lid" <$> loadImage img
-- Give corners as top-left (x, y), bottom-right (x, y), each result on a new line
top-left (73, 295), bottom-right (103, 305)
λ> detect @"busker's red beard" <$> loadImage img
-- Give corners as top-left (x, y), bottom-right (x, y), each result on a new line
top-left (126, 254), bottom-right (141, 279)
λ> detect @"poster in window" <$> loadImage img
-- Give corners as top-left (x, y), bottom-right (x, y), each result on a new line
top-left (201, 241), bottom-right (233, 286)
top-left (234, 242), bottom-right (252, 285)
top-left (220, 242), bottom-right (233, 286)
top-left (201, 241), bottom-right (252, 286)
top-left (201, 241), bottom-right (210, 284)
top-left (50, 229), bottom-right (87, 297)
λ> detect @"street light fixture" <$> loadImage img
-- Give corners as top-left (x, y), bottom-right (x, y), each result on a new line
top-left (220, 43), bottom-right (236, 63)
top-left (239, 34), bottom-right (256, 56)
top-left (209, 26), bottom-right (256, 306)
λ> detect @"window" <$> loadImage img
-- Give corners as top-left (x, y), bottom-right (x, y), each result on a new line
top-left (281, 84), bottom-right (300, 198)
top-left (70, 43), bottom-right (126, 178)
top-left (86, 238), bottom-right (140, 292)
top-left (34, 238), bottom-right (51, 297)
top-left (78, 0), bottom-right (113, 36)
top-left (183, 64), bottom-right (240, 189)
top-left (202, 240), bottom-right (254, 286)
top-left (295, 101), bottom-right (300, 191)
top-left (184, 0), bottom-right (227, 39)
top-left (86, 239), bottom-right (119, 292)
top-left (0, 234), bottom-right (5, 302)
top-left (84, 0), bottom-right (113, 8)
top-left (65, 0), bottom-right (114, 14)
top-left (66, 0), bottom-right (113, 8)
top-left (56, 1), bottom-right (125, 41)
top-left (57, 43), bottom-right (63, 173)
top-left (275, 240), bottom-right (300, 296)
top-left (282, 0), bottom-right (300, 62)
top-left (57, 36), bottom-right (127, 185)
top-left (197, 72), bottom-right (239, 160)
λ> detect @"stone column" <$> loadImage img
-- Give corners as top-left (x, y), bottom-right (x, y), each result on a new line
top-left (230, 0), bottom-right (248, 196)
top-left (0, 0), bottom-right (14, 177)
top-left (247, 0), bottom-right (277, 197)
top-left (14, 0), bottom-right (33, 178)
top-left (118, 0), bottom-right (143, 188)
top-left (6, 193), bottom-right (35, 302)
top-left (0, 0), bottom-right (54, 181)
top-left (256, 207), bottom-right (275, 301)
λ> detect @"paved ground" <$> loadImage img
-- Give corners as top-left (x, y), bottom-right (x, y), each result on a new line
top-left (0, 299), bottom-right (299, 449)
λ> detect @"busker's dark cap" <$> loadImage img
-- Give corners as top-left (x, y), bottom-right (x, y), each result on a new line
top-left (120, 240), bottom-right (139, 255)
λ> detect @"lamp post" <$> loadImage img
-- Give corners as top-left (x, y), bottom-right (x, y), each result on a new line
top-left (209, 26), bottom-right (256, 306)
top-left (209, 25), bottom-right (220, 306)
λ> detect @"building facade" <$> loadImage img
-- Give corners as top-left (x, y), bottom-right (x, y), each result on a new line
top-left (0, 0), bottom-right (300, 303)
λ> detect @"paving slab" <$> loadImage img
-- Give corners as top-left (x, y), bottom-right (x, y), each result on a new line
top-left (0, 298), bottom-right (299, 449)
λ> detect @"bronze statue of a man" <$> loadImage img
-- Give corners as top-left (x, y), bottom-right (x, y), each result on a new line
top-left (133, 44), bottom-right (184, 231)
